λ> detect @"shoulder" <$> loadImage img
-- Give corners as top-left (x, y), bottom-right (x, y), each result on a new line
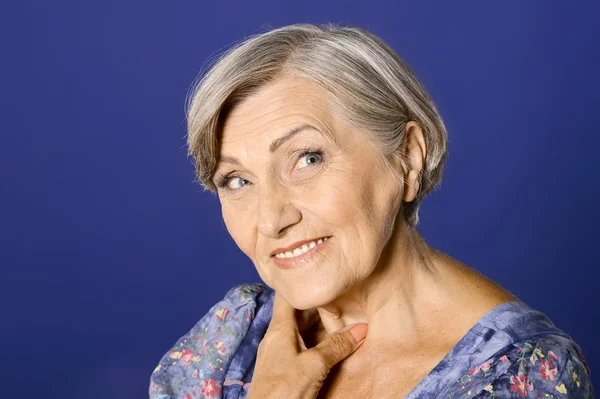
top-left (149, 283), bottom-right (273, 399)
top-left (458, 335), bottom-right (594, 398)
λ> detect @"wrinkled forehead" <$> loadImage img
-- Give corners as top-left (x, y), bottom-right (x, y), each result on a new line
top-left (219, 76), bottom-right (337, 153)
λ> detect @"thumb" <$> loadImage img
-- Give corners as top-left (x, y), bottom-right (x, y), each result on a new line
top-left (310, 323), bottom-right (368, 370)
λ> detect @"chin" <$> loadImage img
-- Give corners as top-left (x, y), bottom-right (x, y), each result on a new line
top-left (281, 283), bottom-right (343, 311)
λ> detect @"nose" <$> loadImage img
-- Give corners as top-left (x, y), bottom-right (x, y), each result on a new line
top-left (257, 178), bottom-right (302, 238)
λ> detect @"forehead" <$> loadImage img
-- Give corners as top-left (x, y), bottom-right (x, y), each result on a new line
top-left (220, 75), bottom-right (335, 148)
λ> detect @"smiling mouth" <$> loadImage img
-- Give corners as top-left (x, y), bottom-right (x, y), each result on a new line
top-left (272, 236), bottom-right (331, 259)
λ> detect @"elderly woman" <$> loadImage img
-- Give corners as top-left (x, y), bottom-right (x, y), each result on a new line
top-left (149, 24), bottom-right (593, 398)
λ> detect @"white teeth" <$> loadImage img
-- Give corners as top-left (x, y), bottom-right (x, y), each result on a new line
top-left (275, 237), bottom-right (330, 259)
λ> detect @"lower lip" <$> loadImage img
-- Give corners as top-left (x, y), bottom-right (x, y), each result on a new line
top-left (272, 237), bottom-right (331, 269)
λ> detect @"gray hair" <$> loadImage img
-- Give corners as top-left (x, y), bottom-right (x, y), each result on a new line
top-left (186, 23), bottom-right (448, 228)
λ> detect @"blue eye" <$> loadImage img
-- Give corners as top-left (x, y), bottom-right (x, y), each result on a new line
top-left (296, 151), bottom-right (323, 169)
top-left (215, 147), bottom-right (325, 192)
top-left (226, 177), bottom-right (250, 190)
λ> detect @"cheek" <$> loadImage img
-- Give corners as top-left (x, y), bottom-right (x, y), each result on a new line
top-left (221, 201), bottom-right (256, 256)
top-left (222, 203), bottom-right (275, 288)
top-left (320, 158), bottom-right (400, 261)
top-left (322, 166), bottom-right (381, 231)
top-left (306, 169), bottom-right (380, 263)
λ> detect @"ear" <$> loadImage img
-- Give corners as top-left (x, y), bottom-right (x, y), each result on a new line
top-left (401, 121), bottom-right (427, 203)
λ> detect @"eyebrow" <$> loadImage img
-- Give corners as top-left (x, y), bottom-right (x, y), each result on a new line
top-left (270, 124), bottom-right (321, 152)
top-left (217, 124), bottom-right (328, 166)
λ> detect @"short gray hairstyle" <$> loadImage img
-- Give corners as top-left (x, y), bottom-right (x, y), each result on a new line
top-left (186, 23), bottom-right (448, 228)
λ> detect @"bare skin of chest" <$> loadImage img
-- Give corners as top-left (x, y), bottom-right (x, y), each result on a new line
top-left (315, 363), bottom-right (432, 399)
top-left (305, 326), bottom-right (450, 399)
top-left (302, 261), bottom-right (518, 398)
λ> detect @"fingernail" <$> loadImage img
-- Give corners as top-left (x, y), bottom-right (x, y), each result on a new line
top-left (349, 323), bottom-right (368, 343)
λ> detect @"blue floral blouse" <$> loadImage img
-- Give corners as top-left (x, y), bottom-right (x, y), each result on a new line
top-left (149, 283), bottom-right (594, 398)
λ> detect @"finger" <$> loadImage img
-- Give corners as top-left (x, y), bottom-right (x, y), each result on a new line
top-left (296, 329), bottom-right (308, 351)
top-left (270, 291), bottom-right (297, 325)
top-left (267, 292), bottom-right (302, 343)
top-left (268, 292), bottom-right (307, 351)
top-left (317, 308), bottom-right (345, 333)
top-left (308, 323), bottom-right (368, 370)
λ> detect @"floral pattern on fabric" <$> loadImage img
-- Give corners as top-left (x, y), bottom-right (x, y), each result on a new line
top-left (467, 340), bottom-right (594, 398)
top-left (149, 283), bottom-right (594, 399)
top-left (149, 283), bottom-right (269, 399)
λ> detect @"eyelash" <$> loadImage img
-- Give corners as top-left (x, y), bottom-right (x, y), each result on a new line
top-left (215, 146), bottom-right (325, 191)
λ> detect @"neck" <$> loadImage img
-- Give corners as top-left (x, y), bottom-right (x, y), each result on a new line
top-left (315, 222), bottom-right (449, 349)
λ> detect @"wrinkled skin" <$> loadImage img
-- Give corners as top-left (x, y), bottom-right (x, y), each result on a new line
top-left (216, 75), bottom-right (421, 314)
top-left (215, 74), bottom-right (517, 397)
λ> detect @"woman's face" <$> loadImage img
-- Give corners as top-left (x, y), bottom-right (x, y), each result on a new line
top-left (215, 75), bottom-right (405, 309)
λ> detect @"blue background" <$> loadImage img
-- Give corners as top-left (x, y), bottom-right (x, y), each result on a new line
top-left (2, 1), bottom-right (598, 397)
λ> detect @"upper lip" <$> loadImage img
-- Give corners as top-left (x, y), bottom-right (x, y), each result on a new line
top-left (270, 236), bottom-right (331, 257)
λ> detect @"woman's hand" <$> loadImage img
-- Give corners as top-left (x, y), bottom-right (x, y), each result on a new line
top-left (246, 292), bottom-right (368, 399)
